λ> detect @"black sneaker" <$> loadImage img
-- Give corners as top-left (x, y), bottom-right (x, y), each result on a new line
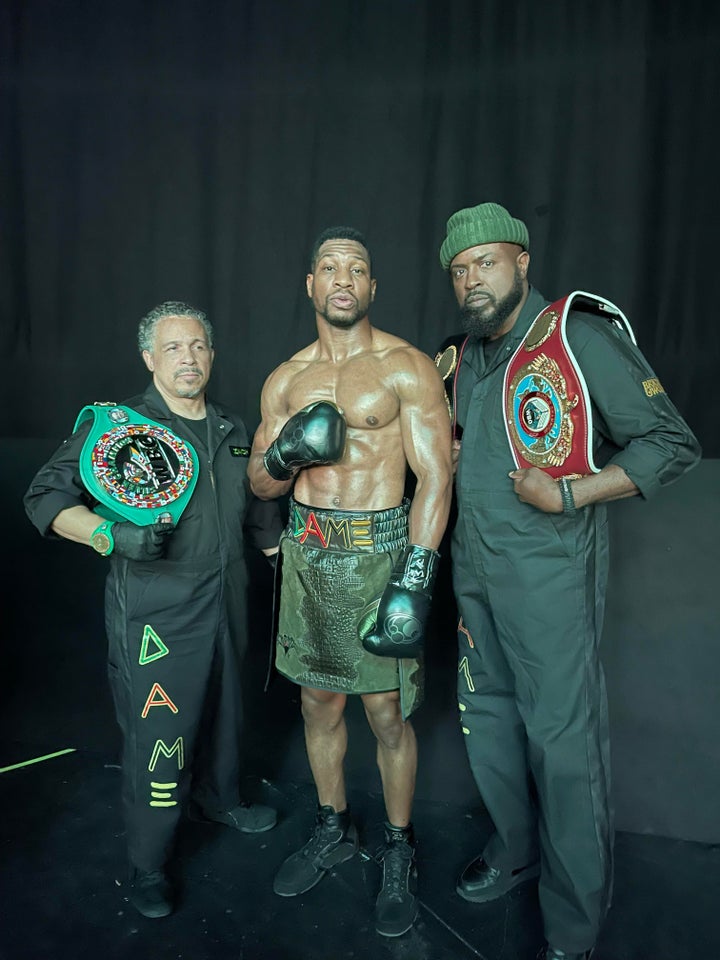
top-left (273, 805), bottom-right (359, 897)
top-left (190, 800), bottom-right (277, 833)
top-left (128, 869), bottom-right (174, 918)
top-left (375, 822), bottom-right (418, 937)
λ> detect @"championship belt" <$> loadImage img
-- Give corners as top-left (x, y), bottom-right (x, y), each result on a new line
top-left (434, 333), bottom-right (469, 437)
top-left (75, 403), bottom-right (200, 525)
top-left (502, 291), bottom-right (636, 478)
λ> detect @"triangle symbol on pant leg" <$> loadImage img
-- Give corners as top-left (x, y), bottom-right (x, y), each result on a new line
top-left (139, 625), bottom-right (170, 665)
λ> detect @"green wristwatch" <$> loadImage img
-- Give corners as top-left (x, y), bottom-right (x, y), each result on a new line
top-left (90, 520), bottom-right (116, 556)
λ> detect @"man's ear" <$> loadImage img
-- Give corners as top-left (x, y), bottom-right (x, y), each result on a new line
top-left (142, 350), bottom-right (154, 372)
top-left (306, 274), bottom-right (314, 299)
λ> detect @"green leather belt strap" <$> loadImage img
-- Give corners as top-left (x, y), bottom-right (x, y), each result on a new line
top-left (75, 403), bottom-right (199, 525)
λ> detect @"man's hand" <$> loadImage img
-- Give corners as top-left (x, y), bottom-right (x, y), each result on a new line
top-left (359, 544), bottom-right (440, 659)
top-left (263, 401), bottom-right (347, 481)
top-left (508, 467), bottom-right (563, 513)
top-left (113, 521), bottom-right (174, 561)
top-left (451, 438), bottom-right (461, 477)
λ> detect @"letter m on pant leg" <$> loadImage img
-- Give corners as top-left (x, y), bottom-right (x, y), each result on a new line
top-left (148, 737), bottom-right (185, 773)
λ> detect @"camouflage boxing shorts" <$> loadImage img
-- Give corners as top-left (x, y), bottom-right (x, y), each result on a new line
top-left (275, 498), bottom-right (424, 718)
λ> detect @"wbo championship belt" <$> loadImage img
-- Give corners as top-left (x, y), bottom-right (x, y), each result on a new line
top-left (75, 404), bottom-right (200, 525)
top-left (502, 290), bottom-right (636, 479)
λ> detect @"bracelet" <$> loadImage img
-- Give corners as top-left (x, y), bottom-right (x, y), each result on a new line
top-left (558, 477), bottom-right (577, 516)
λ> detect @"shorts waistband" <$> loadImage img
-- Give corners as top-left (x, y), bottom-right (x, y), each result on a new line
top-left (286, 498), bottom-right (409, 554)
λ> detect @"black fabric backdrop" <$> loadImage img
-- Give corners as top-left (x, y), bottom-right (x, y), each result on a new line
top-left (2, 0), bottom-right (718, 450)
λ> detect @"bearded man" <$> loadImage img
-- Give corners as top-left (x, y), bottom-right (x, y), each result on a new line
top-left (436, 202), bottom-right (700, 960)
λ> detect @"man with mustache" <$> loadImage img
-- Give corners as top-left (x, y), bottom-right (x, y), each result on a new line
top-left (248, 227), bottom-right (452, 937)
top-left (437, 203), bottom-right (700, 959)
top-left (25, 301), bottom-right (281, 918)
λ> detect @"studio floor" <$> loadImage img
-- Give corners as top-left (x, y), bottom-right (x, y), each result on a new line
top-left (1, 743), bottom-right (719, 960)
top-left (3, 477), bottom-right (720, 960)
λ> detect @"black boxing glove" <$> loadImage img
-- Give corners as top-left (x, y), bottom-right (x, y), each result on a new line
top-left (359, 544), bottom-right (440, 659)
top-left (263, 401), bottom-right (347, 481)
top-left (112, 520), bottom-right (174, 561)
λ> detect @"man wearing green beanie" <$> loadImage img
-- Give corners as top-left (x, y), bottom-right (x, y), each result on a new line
top-left (437, 202), bottom-right (700, 959)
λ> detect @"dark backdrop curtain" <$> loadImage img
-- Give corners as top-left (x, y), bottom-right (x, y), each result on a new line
top-left (2, 0), bottom-right (718, 452)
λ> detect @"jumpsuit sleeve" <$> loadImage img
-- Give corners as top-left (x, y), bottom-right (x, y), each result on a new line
top-left (567, 314), bottom-right (701, 500)
top-left (243, 494), bottom-right (284, 552)
top-left (23, 425), bottom-right (94, 537)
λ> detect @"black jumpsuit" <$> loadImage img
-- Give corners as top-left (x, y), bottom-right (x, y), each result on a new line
top-left (452, 287), bottom-right (700, 952)
top-left (24, 384), bottom-right (281, 873)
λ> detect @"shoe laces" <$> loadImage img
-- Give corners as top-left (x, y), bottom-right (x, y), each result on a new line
top-left (378, 839), bottom-right (414, 901)
top-left (299, 811), bottom-right (344, 860)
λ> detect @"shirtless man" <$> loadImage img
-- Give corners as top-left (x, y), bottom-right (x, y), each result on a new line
top-left (248, 226), bottom-right (452, 937)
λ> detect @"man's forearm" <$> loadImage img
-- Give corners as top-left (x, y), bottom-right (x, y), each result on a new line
top-left (51, 505), bottom-right (106, 545)
top-left (247, 453), bottom-right (294, 500)
top-left (407, 475), bottom-right (452, 549)
top-left (510, 463), bottom-right (640, 513)
top-left (571, 463), bottom-right (639, 509)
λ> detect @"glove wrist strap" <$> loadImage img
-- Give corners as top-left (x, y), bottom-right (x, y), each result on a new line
top-left (391, 543), bottom-right (440, 594)
top-left (263, 445), bottom-right (295, 481)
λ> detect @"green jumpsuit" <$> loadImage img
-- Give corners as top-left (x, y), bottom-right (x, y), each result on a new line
top-left (452, 286), bottom-right (700, 952)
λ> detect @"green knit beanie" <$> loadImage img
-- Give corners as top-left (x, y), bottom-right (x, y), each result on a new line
top-left (439, 202), bottom-right (529, 269)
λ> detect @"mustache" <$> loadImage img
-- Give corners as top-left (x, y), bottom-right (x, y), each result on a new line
top-left (328, 294), bottom-right (358, 305)
top-left (173, 367), bottom-right (203, 378)
top-left (464, 291), bottom-right (495, 308)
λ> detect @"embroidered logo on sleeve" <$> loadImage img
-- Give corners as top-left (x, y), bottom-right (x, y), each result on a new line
top-left (229, 446), bottom-right (250, 457)
top-left (642, 377), bottom-right (665, 397)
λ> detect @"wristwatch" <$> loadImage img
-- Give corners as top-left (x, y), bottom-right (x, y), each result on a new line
top-left (90, 520), bottom-right (116, 556)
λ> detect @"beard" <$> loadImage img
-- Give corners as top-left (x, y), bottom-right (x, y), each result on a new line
top-left (173, 367), bottom-right (206, 398)
top-left (460, 268), bottom-right (525, 340)
top-left (318, 296), bottom-right (369, 329)
top-left (174, 384), bottom-right (204, 398)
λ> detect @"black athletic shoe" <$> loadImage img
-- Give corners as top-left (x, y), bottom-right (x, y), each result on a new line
top-left (128, 869), bottom-right (174, 918)
top-left (189, 800), bottom-right (277, 833)
top-left (457, 854), bottom-right (540, 903)
top-left (273, 804), bottom-right (359, 897)
top-left (375, 822), bottom-right (418, 937)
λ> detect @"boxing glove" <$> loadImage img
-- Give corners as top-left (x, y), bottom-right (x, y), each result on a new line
top-left (359, 544), bottom-right (440, 659)
top-left (263, 401), bottom-right (347, 481)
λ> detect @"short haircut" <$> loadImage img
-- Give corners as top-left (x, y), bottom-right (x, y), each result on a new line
top-left (137, 301), bottom-right (214, 354)
top-left (309, 226), bottom-right (372, 273)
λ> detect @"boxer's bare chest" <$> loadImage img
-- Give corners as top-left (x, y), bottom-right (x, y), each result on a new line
top-left (286, 354), bottom-right (400, 431)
